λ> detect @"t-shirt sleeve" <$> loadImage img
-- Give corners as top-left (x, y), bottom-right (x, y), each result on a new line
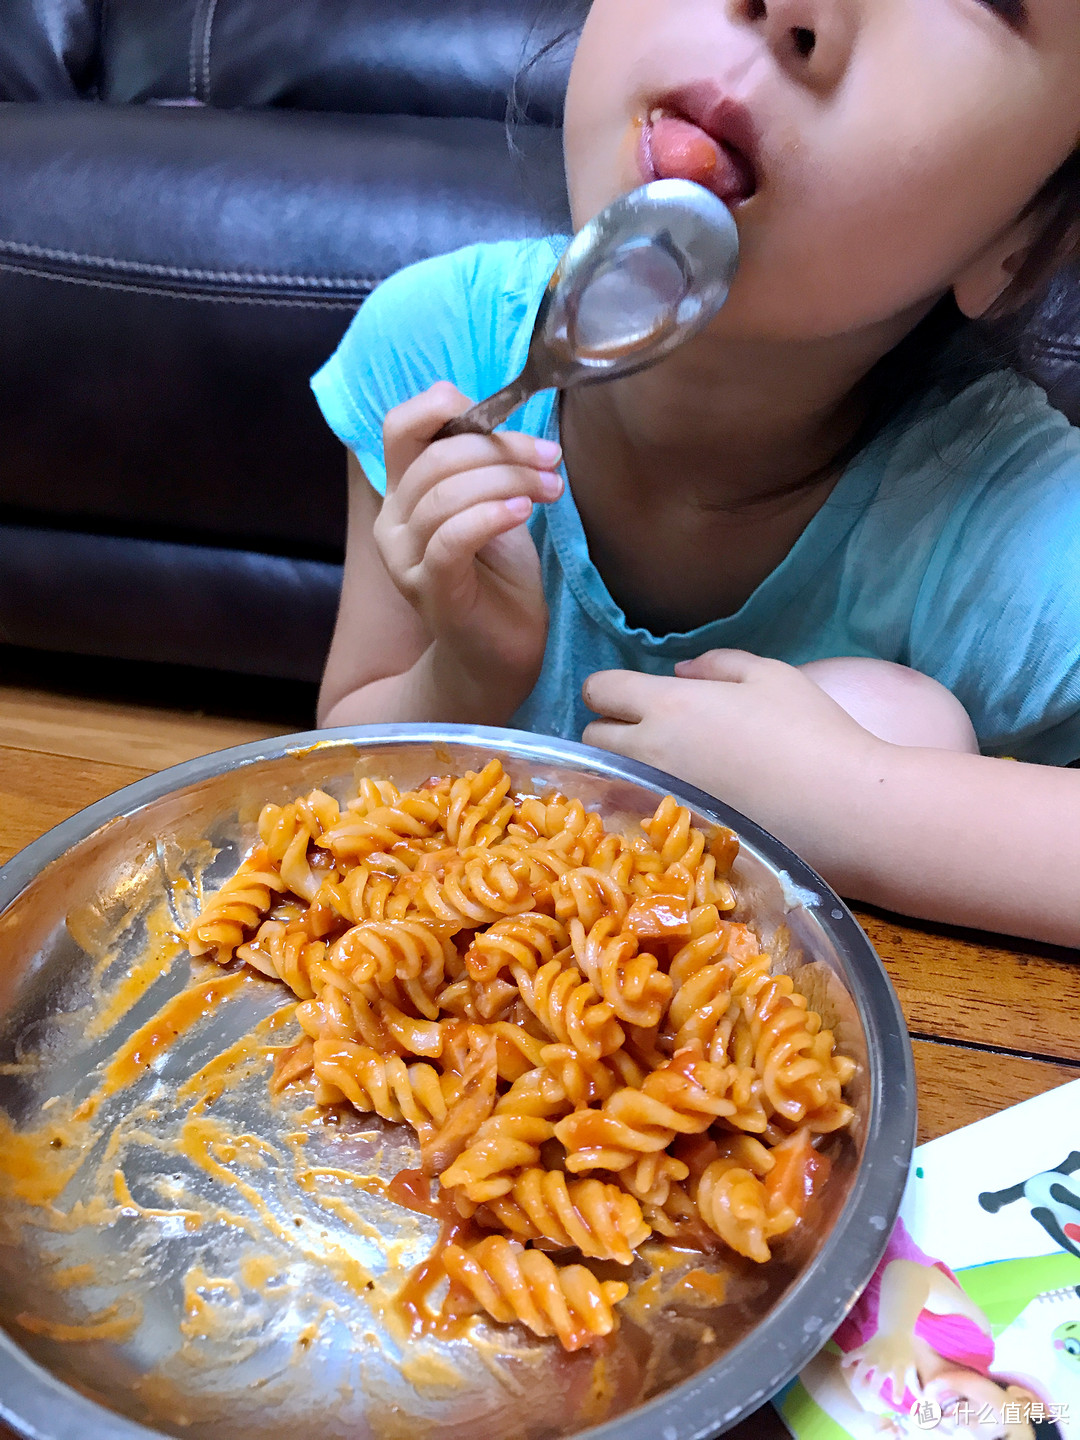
top-left (310, 237), bottom-right (562, 496)
top-left (309, 247), bottom-right (492, 496)
top-left (907, 392), bottom-right (1080, 765)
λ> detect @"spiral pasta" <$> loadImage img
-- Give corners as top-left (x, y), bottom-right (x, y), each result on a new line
top-left (328, 918), bottom-right (453, 1020)
top-left (259, 788), bottom-right (341, 902)
top-left (568, 913), bottom-right (672, 1029)
top-left (694, 1133), bottom-right (802, 1263)
top-left (438, 1111), bottom-right (557, 1202)
top-left (188, 760), bottom-right (855, 1351)
top-left (312, 1037), bottom-right (449, 1133)
top-left (726, 967), bottom-right (856, 1134)
top-left (323, 860), bottom-right (415, 925)
top-left (512, 795), bottom-right (607, 865)
top-left (236, 919), bottom-right (326, 1000)
top-left (618, 1151), bottom-right (691, 1208)
top-left (446, 759), bottom-right (515, 847)
top-left (515, 959), bottom-right (625, 1061)
top-left (537, 1042), bottom-right (624, 1109)
top-left (554, 867), bottom-right (628, 929)
top-left (640, 796), bottom-right (740, 911)
top-left (443, 1236), bottom-right (628, 1352)
top-left (480, 1169), bottom-right (649, 1262)
top-left (188, 848), bottom-right (286, 962)
top-left (554, 1047), bottom-right (737, 1171)
top-left (320, 788), bottom-right (448, 862)
top-left (415, 851), bottom-right (537, 929)
top-left (465, 913), bottom-right (569, 982)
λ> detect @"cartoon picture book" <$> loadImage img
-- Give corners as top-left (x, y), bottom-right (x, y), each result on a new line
top-left (776, 1077), bottom-right (1080, 1440)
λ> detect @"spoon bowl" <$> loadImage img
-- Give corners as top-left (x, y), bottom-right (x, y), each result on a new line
top-left (438, 179), bottom-right (740, 438)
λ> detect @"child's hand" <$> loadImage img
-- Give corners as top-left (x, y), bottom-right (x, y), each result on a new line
top-left (375, 383), bottom-right (563, 715)
top-left (583, 652), bottom-right (1080, 947)
top-left (582, 649), bottom-right (883, 874)
top-left (840, 1333), bottom-right (921, 1414)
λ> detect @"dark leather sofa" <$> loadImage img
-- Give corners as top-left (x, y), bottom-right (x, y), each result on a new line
top-left (0, 0), bottom-right (579, 681)
top-left (0, 0), bottom-right (1076, 684)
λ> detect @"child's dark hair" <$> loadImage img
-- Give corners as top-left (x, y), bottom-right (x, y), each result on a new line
top-left (508, 2), bottom-right (1080, 485)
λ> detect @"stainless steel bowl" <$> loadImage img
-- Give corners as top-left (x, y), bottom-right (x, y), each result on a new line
top-left (0, 725), bottom-right (915, 1440)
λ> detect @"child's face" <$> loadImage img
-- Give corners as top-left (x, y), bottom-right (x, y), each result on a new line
top-left (927, 1373), bottom-right (1037, 1440)
top-left (563, 0), bottom-right (1080, 343)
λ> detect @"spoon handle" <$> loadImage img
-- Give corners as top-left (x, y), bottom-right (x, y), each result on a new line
top-left (434, 373), bottom-right (540, 440)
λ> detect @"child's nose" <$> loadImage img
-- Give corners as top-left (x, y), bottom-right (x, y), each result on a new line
top-left (733, 0), bottom-right (858, 92)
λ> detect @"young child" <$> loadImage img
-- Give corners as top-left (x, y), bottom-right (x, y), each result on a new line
top-left (800, 1219), bottom-right (1064, 1439)
top-left (310, 0), bottom-right (1080, 947)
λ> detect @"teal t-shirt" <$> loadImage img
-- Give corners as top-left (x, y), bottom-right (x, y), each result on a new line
top-left (311, 238), bottom-right (1080, 765)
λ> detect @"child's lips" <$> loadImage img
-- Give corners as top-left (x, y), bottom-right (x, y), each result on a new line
top-left (639, 95), bottom-right (759, 206)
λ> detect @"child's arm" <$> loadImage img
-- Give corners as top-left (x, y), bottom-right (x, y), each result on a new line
top-left (841, 1259), bottom-right (935, 1402)
top-left (841, 1260), bottom-right (990, 1407)
top-left (318, 383), bottom-right (562, 727)
top-left (582, 651), bottom-right (1080, 947)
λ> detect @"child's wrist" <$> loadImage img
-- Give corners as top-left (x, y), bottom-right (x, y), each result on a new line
top-left (422, 642), bottom-right (538, 725)
top-left (814, 737), bottom-right (926, 903)
top-left (783, 732), bottom-right (899, 898)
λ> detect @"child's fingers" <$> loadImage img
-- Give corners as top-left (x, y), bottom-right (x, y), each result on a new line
top-left (581, 669), bottom-right (662, 722)
top-left (407, 498), bottom-right (536, 607)
top-left (388, 429), bottom-right (562, 524)
top-left (377, 464), bottom-right (557, 581)
top-left (383, 382), bottom-right (562, 493)
top-left (383, 382), bottom-right (477, 480)
top-left (403, 465), bottom-right (561, 557)
top-left (673, 650), bottom-right (768, 682)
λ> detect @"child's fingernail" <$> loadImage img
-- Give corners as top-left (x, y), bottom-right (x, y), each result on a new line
top-left (506, 496), bottom-right (532, 519)
top-left (534, 439), bottom-right (562, 465)
top-left (538, 471), bottom-right (562, 499)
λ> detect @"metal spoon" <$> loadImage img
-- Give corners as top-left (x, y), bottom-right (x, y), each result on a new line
top-left (436, 178), bottom-right (740, 439)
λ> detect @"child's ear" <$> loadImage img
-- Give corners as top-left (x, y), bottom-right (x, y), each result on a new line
top-left (952, 213), bottom-right (1044, 319)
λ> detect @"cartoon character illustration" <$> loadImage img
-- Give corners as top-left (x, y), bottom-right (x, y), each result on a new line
top-left (796, 1221), bottom-right (1063, 1439)
top-left (1059, 1319), bottom-right (1080, 1376)
top-left (1053, 1322), bottom-right (1080, 1374)
top-left (988, 1286), bottom-right (1080, 1439)
top-left (980, 1155), bottom-right (1080, 1261)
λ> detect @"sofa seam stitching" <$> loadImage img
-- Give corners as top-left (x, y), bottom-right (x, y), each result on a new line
top-left (187, 0), bottom-right (202, 100)
top-left (201, 0), bottom-right (220, 102)
top-left (0, 260), bottom-right (372, 308)
top-left (0, 238), bottom-right (379, 289)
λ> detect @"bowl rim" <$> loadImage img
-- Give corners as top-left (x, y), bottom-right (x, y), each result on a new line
top-left (0, 723), bottom-right (916, 1440)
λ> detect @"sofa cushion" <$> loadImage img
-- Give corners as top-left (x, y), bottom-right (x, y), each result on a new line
top-left (0, 524), bottom-right (340, 682)
top-left (0, 0), bottom-right (97, 100)
top-left (0, 102), bottom-right (569, 555)
top-left (0, 102), bottom-right (568, 298)
top-left (100, 0), bottom-right (587, 123)
top-left (1025, 267), bottom-right (1080, 428)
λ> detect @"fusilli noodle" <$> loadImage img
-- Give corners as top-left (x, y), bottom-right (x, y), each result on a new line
top-left (443, 1236), bottom-right (628, 1351)
top-left (188, 760), bottom-right (854, 1351)
top-left (479, 1167), bottom-right (649, 1262)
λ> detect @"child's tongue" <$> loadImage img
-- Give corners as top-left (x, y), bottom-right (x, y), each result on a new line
top-left (648, 114), bottom-right (751, 202)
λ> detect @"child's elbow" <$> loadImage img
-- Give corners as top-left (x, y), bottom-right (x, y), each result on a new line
top-left (317, 682), bottom-right (351, 729)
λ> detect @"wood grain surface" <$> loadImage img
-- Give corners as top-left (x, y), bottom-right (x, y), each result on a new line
top-left (0, 664), bottom-right (290, 865)
top-left (857, 906), bottom-right (1080, 1063)
top-left (1, 653), bottom-right (1077, 1440)
top-left (0, 682), bottom-right (282, 771)
top-left (912, 1036), bottom-right (1080, 1143)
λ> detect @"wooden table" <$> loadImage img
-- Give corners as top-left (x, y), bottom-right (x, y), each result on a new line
top-left (2, 654), bottom-right (1078, 1440)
